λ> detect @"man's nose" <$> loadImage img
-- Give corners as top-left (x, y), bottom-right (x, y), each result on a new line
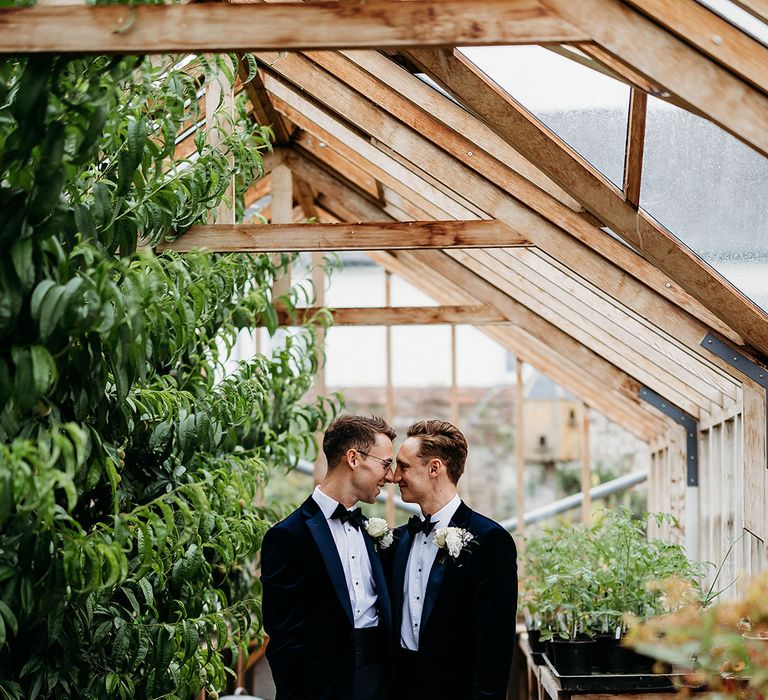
top-left (384, 468), bottom-right (395, 483)
top-left (392, 468), bottom-right (402, 482)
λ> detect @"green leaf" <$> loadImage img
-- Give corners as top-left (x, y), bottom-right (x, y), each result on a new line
top-left (10, 239), bottom-right (34, 290)
top-left (29, 279), bottom-right (55, 321)
top-left (0, 601), bottom-right (18, 638)
top-left (37, 284), bottom-right (65, 340)
top-left (106, 672), bottom-right (119, 694)
top-left (30, 345), bottom-right (56, 396)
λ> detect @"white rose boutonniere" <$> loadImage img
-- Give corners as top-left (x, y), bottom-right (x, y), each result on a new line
top-left (364, 517), bottom-right (394, 550)
top-left (433, 526), bottom-right (473, 560)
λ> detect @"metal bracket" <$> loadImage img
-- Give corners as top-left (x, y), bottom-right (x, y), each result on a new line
top-left (701, 333), bottom-right (768, 467)
top-left (639, 386), bottom-right (699, 486)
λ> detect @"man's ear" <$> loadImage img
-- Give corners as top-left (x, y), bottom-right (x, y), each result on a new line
top-left (345, 448), bottom-right (358, 470)
top-left (428, 458), bottom-right (443, 477)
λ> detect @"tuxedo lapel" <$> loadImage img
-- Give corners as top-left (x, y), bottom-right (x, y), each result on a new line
top-left (363, 532), bottom-right (392, 629)
top-left (303, 499), bottom-right (354, 626)
top-left (392, 527), bottom-right (413, 628)
top-left (420, 501), bottom-right (473, 632)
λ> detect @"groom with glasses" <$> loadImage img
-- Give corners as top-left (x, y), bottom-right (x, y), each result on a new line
top-left (261, 414), bottom-right (396, 700)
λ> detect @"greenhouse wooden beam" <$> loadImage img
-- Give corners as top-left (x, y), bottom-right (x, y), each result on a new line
top-left (236, 57), bottom-right (292, 144)
top-left (157, 220), bottom-right (530, 252)
top-left (454, 248), bottom-right (717, 416)
top-left (276, 305), bottom-right (507, 326)
top-left (0, 1), bottom-right (588, 54)
top-left (263, 58), bottom-right (745, 413)
top-left (621, 0), bottom-right (768, 95)
top-left (275, 50), bottom-right (743, 346)
top-left (283, 149), bottom-right (390, 223)
top-left (405, 48), bottom-right (768, 352)
top-left (260, 51), bottom-right (746, 356)
top-left (269, 61), bottom-right (740, 412)
top-left (538, 0), bottom-right (768, 156)
top-left (371, 249), bottom-right (670, 441)
top-left (295, 130), bottom-right (381, 200)
top-left (319, 192), bottom-right (664, 440)
top-left (623, 88), bottom-right (647, 209)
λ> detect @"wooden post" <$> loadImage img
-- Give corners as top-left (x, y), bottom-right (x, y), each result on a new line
top-left (515, 360), bottom-right (526, 537)
top-left (313, 252), bottom-right (328, 484)
top-left (581, 402), bottom-right (592, 526)
top-left (515, 359), bottom-right (526, 579)
top-left (270, 164), bottom-right (293, 300)
top-left (385, 270), bottom-right (396, 526)
top-left (450, 325), bottom-right (459, 426)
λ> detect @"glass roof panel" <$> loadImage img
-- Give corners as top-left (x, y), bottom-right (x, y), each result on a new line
top-left (641, 96), bottom-right (768, 311)
top-left (695, 0), bottom-right (768, 47)
top-left (459, 45), bottom-right (630, 188)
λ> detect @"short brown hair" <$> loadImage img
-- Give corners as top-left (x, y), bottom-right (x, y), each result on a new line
top-left (407, 420), bottom-right (467, 484)
top-left (323, 415), bottom-right (396, 469)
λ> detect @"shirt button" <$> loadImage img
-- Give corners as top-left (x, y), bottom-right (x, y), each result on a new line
top-left (351, 555), bottom-right (355, 559)
top-left (416, 595), bottom-right (420, 600)
top-left (355, 582), bottom-right (359, 586)
top-left (418, 568), bottom-right (422, 572)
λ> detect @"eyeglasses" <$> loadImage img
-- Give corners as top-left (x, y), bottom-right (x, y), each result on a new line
top-left (357, 450), bottom-right (394, 471)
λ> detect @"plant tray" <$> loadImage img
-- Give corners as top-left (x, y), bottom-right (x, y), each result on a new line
top-left (543, 654), bottom-right (682, 693)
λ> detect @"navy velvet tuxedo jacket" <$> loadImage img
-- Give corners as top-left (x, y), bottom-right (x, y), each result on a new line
top-left (388, 501), bottom-right (518, 700)
top-left (260, 496), bottom-right (392, 700)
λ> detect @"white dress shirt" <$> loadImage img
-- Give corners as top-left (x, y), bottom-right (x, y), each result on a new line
top-left (312, 486), bottom-right (379, 629)
top-left (400, 494), bottom-right (462, 650)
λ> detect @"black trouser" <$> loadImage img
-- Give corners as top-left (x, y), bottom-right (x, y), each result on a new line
top-left (394, 646), bottom-right (420, 700)
top-left (353, 626), bottom-right (390, 700)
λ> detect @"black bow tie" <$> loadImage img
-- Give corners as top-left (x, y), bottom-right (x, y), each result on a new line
top-left (407, 514), bottom-right (435, 537)
top-left (331, 504), bottom-right (365, 530)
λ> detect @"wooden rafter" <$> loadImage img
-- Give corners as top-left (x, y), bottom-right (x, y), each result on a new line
top-left (404, 47), bottom-right (767, 351)
top-left (277, 305), bottom-right (507, 326)
top-left (295, 130), bottom-right (381, 199)
top-left (259, 65), bottom-right (750, 415)
top-left (157, 220), bottom-right (530, 252)
top-left (236, 57), bottom-right (292, 144)
top-left (0, 1), bottom-right (588, 53)
top-left (258, 51), bottom-right (746, 355)
top-left (293, 173), bottom-right (317, 221)
top-left (294, 137), bottom-right (716, 430)
top-left (623, 87), bottom-right (647, 209)
top-left (287, 50), bottom-right (745, 346)
top-left (621, 0), bottom-right (768, 94)
top-left (374, 249), bottom-right (671, 441)
top-left (298, 159), bottom-right (672, 439)
top-left (285, 150), bottom-right (388, 223)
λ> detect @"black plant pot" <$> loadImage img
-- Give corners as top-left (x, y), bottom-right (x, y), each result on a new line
top-left (594, 634), bottom-right (618, 673)
top-left (594, 635), bottom-right (656, 674)
top-left (528, 629), bottom-right (546, 653)
top-left (551, 639), bottom-right (596, 676)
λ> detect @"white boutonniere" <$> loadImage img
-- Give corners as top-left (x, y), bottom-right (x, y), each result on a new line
top-left (364, 517), bottom-right (394, 550)
top-left (433, 526), bottom-right (473, 560)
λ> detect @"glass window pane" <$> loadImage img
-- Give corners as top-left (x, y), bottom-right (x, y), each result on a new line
top-left (459, 45), bottom-right (630, 187)
top-left (641, 96), bottom-right (768, 311)
top-left (695, 0), bottom-right (768, 47)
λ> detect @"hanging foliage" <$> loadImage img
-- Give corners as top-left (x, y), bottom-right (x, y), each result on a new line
top-left (0, 53), bottom-right (338, 699)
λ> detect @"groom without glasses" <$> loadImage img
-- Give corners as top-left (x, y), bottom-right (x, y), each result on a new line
top-left (389, 420), bottom-right (518, 700)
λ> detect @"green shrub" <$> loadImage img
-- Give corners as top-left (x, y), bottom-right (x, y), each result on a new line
top-left (0, 54), bottom-right (338, 699)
